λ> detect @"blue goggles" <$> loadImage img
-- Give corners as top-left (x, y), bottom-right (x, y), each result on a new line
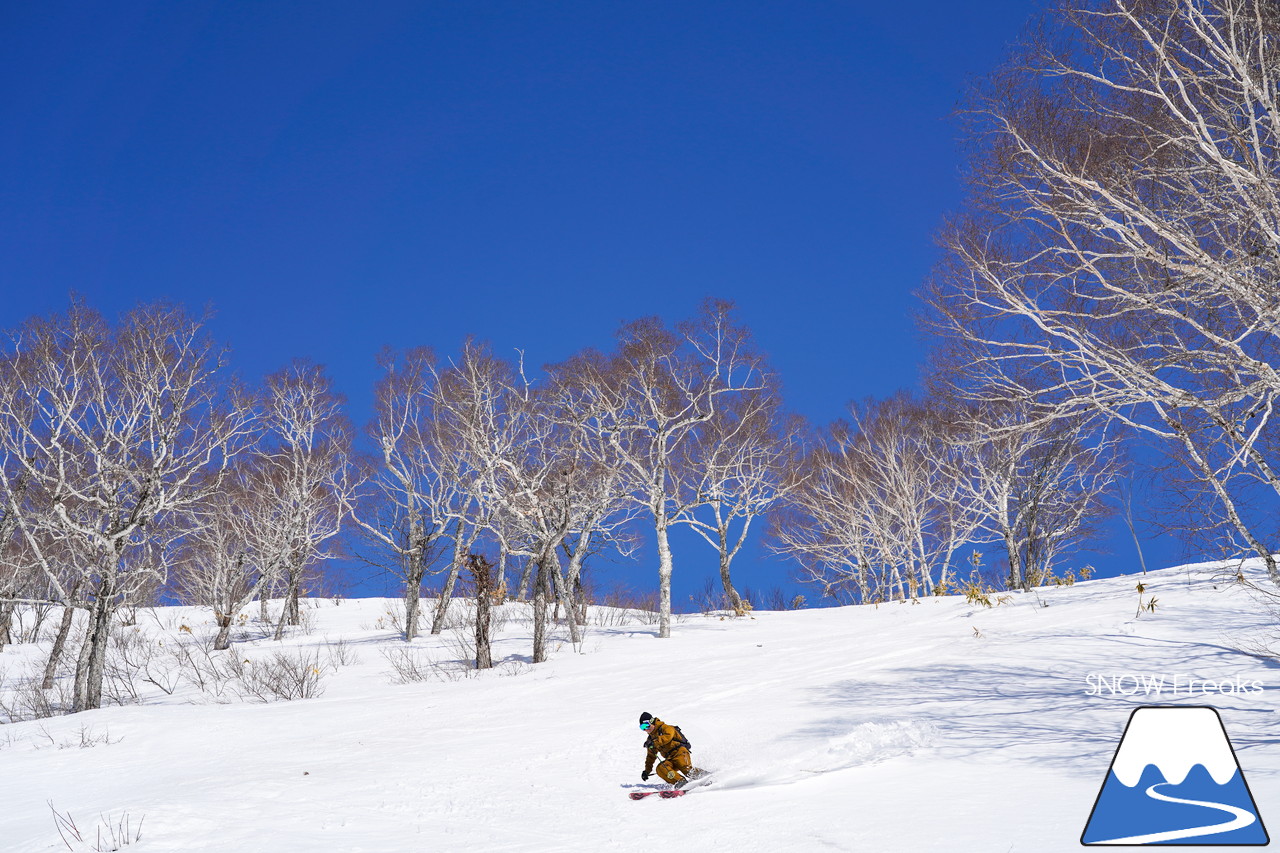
top-left (639, 721), bottom-right (652, 731)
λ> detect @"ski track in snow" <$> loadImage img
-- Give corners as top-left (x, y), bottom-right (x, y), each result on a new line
top-left (701, 718), bottom-right (939, 792)
top-left (0, 561), bottom-right (1277, 851)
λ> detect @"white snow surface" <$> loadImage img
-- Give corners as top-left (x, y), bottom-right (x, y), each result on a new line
top-left (1111, 706), bottom-right (1240, 786)
top-left (1, 561), bottom-right (1278, 852)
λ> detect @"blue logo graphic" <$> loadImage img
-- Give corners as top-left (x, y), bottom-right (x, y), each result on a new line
top-left (1082, 706), bottom-right (1269, 846)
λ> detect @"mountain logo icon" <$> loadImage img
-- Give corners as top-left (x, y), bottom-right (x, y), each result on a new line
top-left (1081, 706), bottom-right (1269, 846)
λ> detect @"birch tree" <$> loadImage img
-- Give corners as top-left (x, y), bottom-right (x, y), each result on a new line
top-left (773, 395), bottom-right (983, 602)
top-left (954, 405), bottom-right (1118, 590)
top-left (469, 553), bottom-right (497, 669)
top-left (549, 300), bottom-right (767, 637)
top-left (258, 361), bottom-right (356, 641)
top-left (433, 341), bottom-right (594, 660)
top-left (926, 0), bottom-right (1280, 578)
top-left (422, 343), bottom-right (503, 636)
top-left (176, 458), bottom-right (286, 650)
top-left (0, 463), bottom-right (36, 650)
top-left (555, 450), bottom-right (637, 625)
top-left (432, 341), bottom-right (553, 656)
top-left (542, 356), bottom-right (643, 621)
top-left (679, 386), bottom-right (798, 614)
top-left (0, 301), bottom-right (254, 711)
top-left (769, 442), bottom-right (878, 604)
top-left (353, 348), bottom-right (454, 640)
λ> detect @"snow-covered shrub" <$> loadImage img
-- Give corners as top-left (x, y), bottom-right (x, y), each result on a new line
top-left (0, 663), bottom-right (73, 722)
top-left (381, 646), bottom-right (429, 683)
top-left (167, 639), bottom-right (241, 701)
top-left (297, 600), bottom-right (320, 634)
top-left (232, 649), bottom-right (330, 702)
top-left (380, 647), bottom-right (468, 684)
top-left (324, 637), bottom-right (360, 668)
top-left (445, 622), bottom-right (475, 665)
top-left (489, 602), bottom-right (512, 635)
top-left (102, 625), bottom-right (182, 705)
top-left (589, 588), bottom-right (663, 627)
top-left (10, 602), bottom-right (59, 645)
top-left (496, 658), bottom-right (530, 678)
top-left (438, 599), bottom-right (473, 632)
top-left (380, 599), bottom-right (469, 637)
top-left (50, 802), bottom-right (143, 851)
top-left (588, 606), bottom-right (633, 628)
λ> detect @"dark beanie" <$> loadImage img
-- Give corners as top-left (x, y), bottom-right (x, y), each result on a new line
top-left (640, 711), bottom-right (653, 725)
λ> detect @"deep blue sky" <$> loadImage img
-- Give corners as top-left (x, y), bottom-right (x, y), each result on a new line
top-left (0, 1), bottom-right (1185, 605)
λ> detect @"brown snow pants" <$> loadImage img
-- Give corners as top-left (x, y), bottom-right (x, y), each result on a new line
top-left (655, 748), bottom-right (704, 785)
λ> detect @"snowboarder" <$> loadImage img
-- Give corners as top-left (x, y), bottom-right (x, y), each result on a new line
top-left (639, 711), bottom-right (706, 789)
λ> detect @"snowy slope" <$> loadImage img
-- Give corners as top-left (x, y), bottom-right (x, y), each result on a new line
top-left (1, 561), bottom-right (1278, 852)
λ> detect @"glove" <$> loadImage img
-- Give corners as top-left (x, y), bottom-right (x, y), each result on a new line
top-left (641, 771), bottom-right (651, 781)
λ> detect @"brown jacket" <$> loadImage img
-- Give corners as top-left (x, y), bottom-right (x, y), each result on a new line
top-left (643, 718), bottom-right (691, 773)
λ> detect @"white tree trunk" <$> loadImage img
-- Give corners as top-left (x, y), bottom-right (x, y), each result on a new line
top-left (655, 520), bottom-right (674, 638)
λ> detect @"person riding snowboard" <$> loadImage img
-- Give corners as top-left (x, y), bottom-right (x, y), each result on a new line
top-left (639, 711), bottom-right (706, 789)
